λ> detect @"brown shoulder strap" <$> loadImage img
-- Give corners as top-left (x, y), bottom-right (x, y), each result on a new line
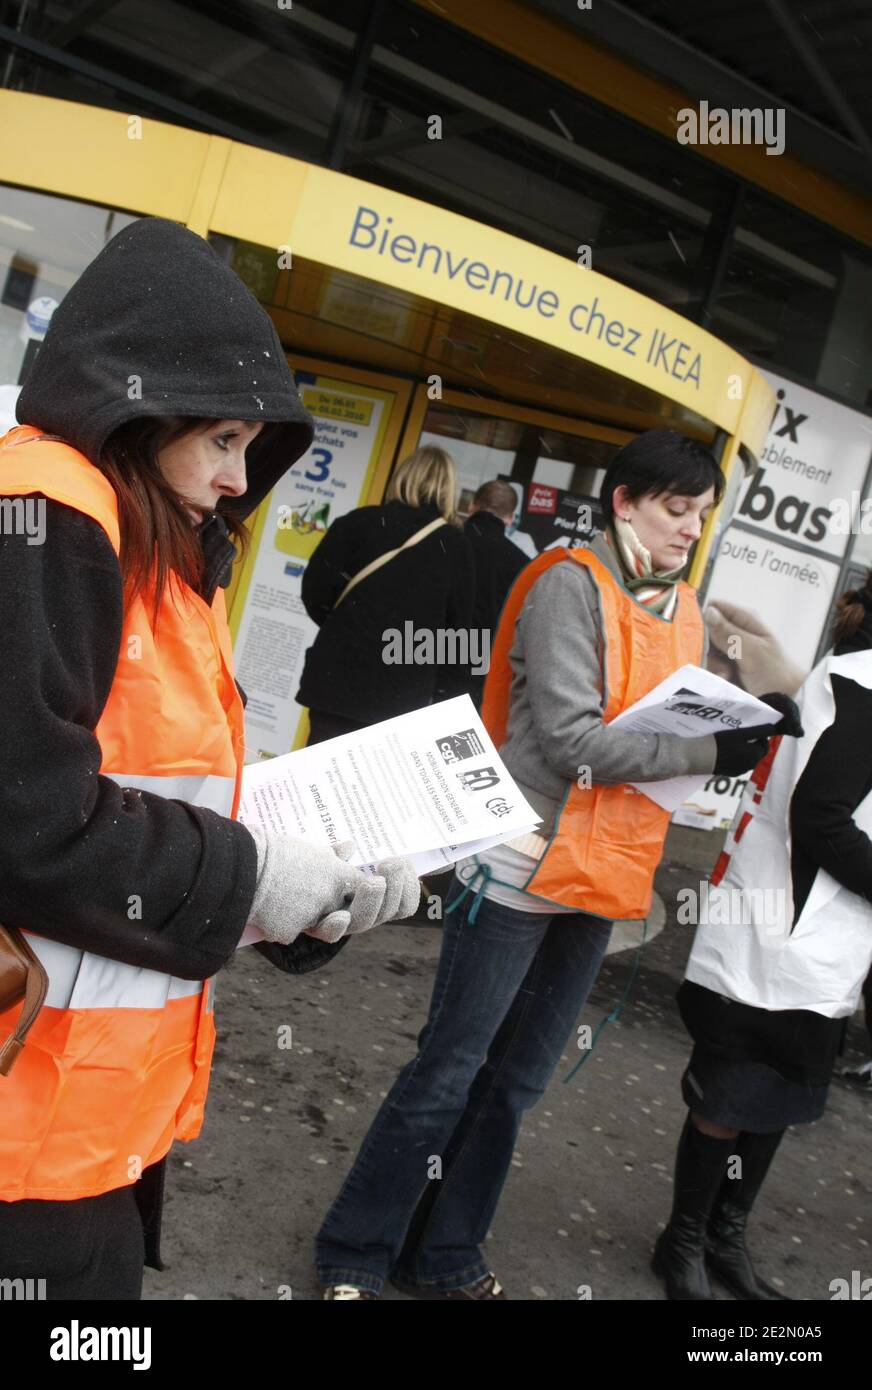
top-left (332, 516), bottom-right (447, 609)
top-left (0, 926), bottom-right (48, 1077)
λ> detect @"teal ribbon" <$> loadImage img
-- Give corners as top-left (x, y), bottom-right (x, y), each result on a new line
top-left (446, 859), bottom-right (651, 1087)
top-left (444, 855), bottom-right (554, 923)
top-left (561, 916), bottom-right (649, 1083)
top-left (444, 857), bottom-right (495, 924)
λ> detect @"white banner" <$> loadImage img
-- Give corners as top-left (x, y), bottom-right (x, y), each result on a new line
top-left (674, 371), bottom-right (872, 830)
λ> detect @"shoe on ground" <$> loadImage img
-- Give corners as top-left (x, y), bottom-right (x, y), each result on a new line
top-left (651, 1224), bottom-right (715, 1300)
top-left (391, 1271), bottom-right (506, 1300)
top-left (841, 1059), bottom-right (872, 1090)
top-left (322, 1283), bottom-right (380, 1300)
top-left (705, 1203), bottom-right (789, 1301)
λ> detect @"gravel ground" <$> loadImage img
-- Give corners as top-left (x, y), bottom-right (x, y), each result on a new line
top-left (145, 828), bottom-right (872, 1302)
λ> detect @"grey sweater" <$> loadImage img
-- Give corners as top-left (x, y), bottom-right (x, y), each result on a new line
top-left (500, 533), bottom-right (717, 829)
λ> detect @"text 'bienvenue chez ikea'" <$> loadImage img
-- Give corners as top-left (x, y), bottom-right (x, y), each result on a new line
top-left (348, 206), bottom-right (703, 389)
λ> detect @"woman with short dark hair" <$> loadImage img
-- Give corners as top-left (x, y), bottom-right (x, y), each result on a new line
top-left (314, 428), bottom-right (800, 1301)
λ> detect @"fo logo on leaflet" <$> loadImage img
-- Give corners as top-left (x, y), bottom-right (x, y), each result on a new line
top-left (665, 688), bottom-right (741, 728)
top-left (436, 729), bottom-right (485, 765)
top-left (456, 766), bottom-right (501, 793)
top-left (486, 796), bottom-right (513, 818)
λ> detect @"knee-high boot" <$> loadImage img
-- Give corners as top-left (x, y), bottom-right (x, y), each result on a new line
top-left (652, 1114), bottom-right (736, 1300)
top-left (706, 1128), bottom-right (789, 1301)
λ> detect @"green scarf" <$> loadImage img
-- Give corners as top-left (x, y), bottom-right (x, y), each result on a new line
top-left (605, 517), bottom-right (685, 619)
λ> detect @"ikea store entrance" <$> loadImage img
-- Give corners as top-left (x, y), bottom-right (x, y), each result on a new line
top-left (0, 94), bottom-right (773, 754)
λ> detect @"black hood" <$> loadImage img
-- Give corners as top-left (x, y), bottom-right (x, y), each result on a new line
top-left (16, 216), bottom-right (314, 520)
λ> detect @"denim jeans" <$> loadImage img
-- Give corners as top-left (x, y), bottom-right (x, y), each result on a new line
top-left (315, 882), bottom-right (613, 1294)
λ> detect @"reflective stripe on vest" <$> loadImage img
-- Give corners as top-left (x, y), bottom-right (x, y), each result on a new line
top-left (104, 769), bottom-right (237, 817)
top-left (482, 545), bottom-right (703, 919)
top-left (0, 425), bottom-right (244, 1200)
top-left (25, 935), bottom-right (204, 1009)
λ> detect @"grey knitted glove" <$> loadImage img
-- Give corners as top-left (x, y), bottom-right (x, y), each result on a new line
top-left (306, 847), bottom-right (422, 943)
top-left (246, 830), bottom-right (420, 945)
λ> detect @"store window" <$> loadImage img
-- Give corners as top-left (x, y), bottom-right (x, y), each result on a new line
top-left (2, 0), bottom-right (370, 162)
top-left (711, 191), bottom-right (872, 410)
top-left (419, 401), bottom-right (620, 519)
top-left (0, 186), bottom-right (139, 415)
top-left (345, 2), bottom-right (731, 319)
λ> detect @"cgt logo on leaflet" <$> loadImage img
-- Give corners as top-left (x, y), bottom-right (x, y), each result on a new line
top-left (437, 728), bottom-right (486, 765)
top-left (665, 689), bottom-right (741, 728)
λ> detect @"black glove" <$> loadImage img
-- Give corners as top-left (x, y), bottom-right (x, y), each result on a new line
top-left (712, 725), bottom-right (774, 776)
top-left (758, 692), bottom-right (804, 738)
top-left (712, 690), bottom-right (805, 776)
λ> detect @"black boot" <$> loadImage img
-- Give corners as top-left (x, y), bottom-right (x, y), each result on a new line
top-left (706, 1128), bottom-right (790, 1301)
top-left (652, 1114), bottom-right (736, 1300)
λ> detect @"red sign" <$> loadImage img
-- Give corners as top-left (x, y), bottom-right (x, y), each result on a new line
top-left (527, 483), bottom-right (557, 515)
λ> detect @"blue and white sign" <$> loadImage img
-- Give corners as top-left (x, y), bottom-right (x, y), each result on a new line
top-left (24, 296), bottom-right (59, 338)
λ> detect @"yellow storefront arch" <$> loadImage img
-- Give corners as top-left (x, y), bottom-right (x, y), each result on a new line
top-left (0, 89), bottom-right (775, 578)
top-left (0, 94), bottom-right (768, 425)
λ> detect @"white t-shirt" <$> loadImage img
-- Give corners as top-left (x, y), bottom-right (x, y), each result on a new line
top-left (453, 833), bottom-right (577, 915)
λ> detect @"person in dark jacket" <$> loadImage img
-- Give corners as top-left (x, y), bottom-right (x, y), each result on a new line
top-left (298, 446), bottom-right (476, 743)
top-left (0, 217), bottom-right (418, 1300)
top-left (461, 480), bottom-right (527, 707)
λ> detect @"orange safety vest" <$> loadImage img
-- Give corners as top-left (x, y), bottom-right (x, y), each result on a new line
top-left (481, 546), bottom-right (704, 921)
top-left (0, 425), bottom-right (246, 1200)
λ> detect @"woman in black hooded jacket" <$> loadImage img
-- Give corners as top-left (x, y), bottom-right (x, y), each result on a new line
top-left (0, 217), bottom-right (418, 1299)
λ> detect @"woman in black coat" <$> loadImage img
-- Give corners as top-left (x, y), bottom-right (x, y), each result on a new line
top-left (298, 446), bottom-right (476, 743)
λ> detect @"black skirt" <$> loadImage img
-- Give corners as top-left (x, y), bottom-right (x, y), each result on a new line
top-left (676, 980), bottom-right (846, 1086)
top-left (681, 1044), bottom-right (829, 1131)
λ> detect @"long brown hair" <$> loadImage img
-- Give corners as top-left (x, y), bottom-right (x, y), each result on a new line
top-left (97, 416), bottom-right (257, 623)
top-left (833, 568), bottom-right (872, 646)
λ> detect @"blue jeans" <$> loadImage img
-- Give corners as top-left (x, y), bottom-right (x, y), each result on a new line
top-left (315, 883), bottom-right (613, 1294)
